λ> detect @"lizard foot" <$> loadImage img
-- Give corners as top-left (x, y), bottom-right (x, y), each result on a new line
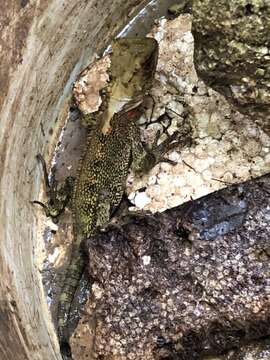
top-left (33, 154), bottom-right (74, 220)
top-left (140, 126), bottom-right (192, 174)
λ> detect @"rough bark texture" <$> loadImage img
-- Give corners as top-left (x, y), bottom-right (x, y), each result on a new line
top-left (225, 338), bottom-right (270, 360)
top-left (76, 174), bottom-right (270, 359)
top-left (192, 0), bottom-right (270, 134)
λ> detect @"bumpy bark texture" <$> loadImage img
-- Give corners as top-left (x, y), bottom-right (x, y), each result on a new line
top-left (225, 338), bottom-right (270, 360)
top-left (75, 174), bottom-right (270, 360)
top-left (192, 0), bottom-right (270, 134)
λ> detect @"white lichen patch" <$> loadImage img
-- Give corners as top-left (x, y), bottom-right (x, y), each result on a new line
top-left (127, 14), bottom-right (270, 212)
top-left (142, 255), bottom-right (151, 266)
top-left (73, 54), bottom-right (111, 114)
top-left (129, 191), bottom-right (151, 209)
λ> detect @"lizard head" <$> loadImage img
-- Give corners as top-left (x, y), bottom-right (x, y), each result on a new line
top-left (101, 37), bottom-right (159, 134)
top-left (110, 37), bottom-right (159, 99)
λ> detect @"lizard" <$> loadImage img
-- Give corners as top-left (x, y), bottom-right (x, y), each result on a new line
top-left (36, 37), bottom-right (190, 358)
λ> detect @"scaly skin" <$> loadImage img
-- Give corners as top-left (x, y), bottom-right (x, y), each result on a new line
top-left (57, 38), bottom-right (159, 355)
top-left (38, 38), bottom-right (189, 357)
top-left (57, 107), bottom-right (147, 346)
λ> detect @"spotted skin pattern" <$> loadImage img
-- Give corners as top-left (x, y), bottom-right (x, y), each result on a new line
top-left (57, 38), bottom-right (159, 355)
top-left (58, 106), bottom-right (155, 354)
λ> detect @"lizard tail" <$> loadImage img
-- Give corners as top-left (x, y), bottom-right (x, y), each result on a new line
top-left (57, 247), bottom-right (86, 355)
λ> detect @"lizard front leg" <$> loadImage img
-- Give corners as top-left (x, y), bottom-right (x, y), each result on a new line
top-left (131, 124), bottom-right (192, 176)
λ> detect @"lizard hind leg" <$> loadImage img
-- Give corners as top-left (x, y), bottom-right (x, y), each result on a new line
top-left (33, 153), bottom-right (75, 221)
top-left (132, 126), bottom-right (192, 176)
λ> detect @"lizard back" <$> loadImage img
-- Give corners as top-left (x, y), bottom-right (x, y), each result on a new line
top-left (72, 110), bottom-right (141, 243)
top-left (57, 37), bottom-right (159, 355)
